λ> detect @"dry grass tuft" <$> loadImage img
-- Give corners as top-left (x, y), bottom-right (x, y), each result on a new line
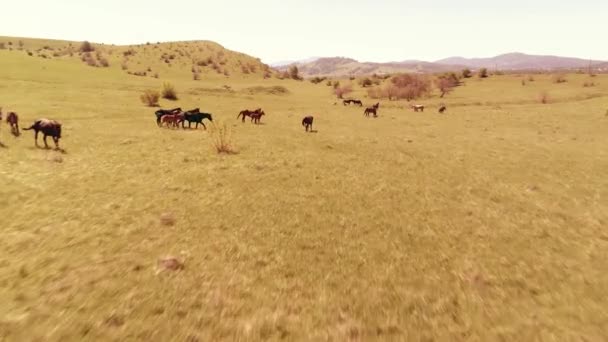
top-left (161, 82), bottom-right (178, 100)
top-left (140, 89), bottom-right (160, 106)
top-left (210, 121), bottom-right (237, 154)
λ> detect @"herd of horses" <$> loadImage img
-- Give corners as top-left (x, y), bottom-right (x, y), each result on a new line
top-left (1, 98), bottom-right (447, 150)
top-left (0, 108), bottom-right (63, 149)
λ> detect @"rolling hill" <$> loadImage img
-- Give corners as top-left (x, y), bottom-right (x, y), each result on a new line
top-left (276, 53), bottom-right (607, 77)
top-left (0, 36), bottom-right (273, 81)
top-left (436, 52), bottom-right (603, 71)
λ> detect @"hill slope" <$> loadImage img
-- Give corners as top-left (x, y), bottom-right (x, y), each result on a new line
top-left (276, 57), bottom-right (465, 77)
top-left (0, 36), bottom-right (273, 81)
top-left (436, 52), bottom-right (603, 70)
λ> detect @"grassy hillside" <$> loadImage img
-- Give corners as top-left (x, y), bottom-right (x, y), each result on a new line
top-left (0, 36), bottom-right (272, 81)
top-left (1, 38), bottom-right (608, 341)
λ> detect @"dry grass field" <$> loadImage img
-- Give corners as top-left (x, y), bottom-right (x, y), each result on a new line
top-left (1, 37), bottom-right (608, 341)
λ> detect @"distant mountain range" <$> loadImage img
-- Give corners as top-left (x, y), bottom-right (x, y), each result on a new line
top-left (273, 53), bottom-right (606, 77)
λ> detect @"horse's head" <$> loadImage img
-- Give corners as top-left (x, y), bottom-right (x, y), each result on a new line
top-left (260, 111), bottom-right (266, 116)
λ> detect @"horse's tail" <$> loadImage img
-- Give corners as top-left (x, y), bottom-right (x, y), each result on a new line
top-left (23, 124), bottom-right (35, 131)
top-left (237, 111), bottom-right (243, 119)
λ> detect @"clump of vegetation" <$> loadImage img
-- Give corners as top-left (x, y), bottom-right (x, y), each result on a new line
top-left (462, 68), bottom-right (472, 78)
top-left (333, 84), bottom-right (353, 99)
top-left (161, 82), bottom-right (178, 100)
top-left (359, 77), bottom-right (373, 87)
top-left (210, 121), bottom-right (237, 154)
top-left (583, 81), bottom-right (595, 87)
top-left (310, 76), bottom-right (327, 84)
top-left (528, 75), bottom-right (535, 82)
top-left (289, 65), bottom-right (303, 81)
top-left (539, 91), bottom-right (550, 104)
top-left (79, 41), bottom-right (95, 53)
top-left (0, 43), bottom-right (6, 50)
top-left (368, 74), bottom-right (431, 101)
top-left (193, 71), bottom-right (201, 80)
top-left (140, 89), bottom-right (160, 107)
top-left (478, 68), bottom-right (489, 78)
top-left (552, 74), bottom-right (567, 84)
top-left (435, 72), bottom-right (460, 98)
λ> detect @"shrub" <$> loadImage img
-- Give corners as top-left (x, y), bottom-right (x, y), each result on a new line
top-left (0, 43), bottom-right (5, 49)
top-left (462, 68), bottom-right (472, 78)
top-left (583, 82), bottom-right (595, 87)
top-left (435, 73), bottom-right (460, 97)
top-left (289, 65), bottom-right (302, 80)
top-left (310, 76), bottom-right (327, 84)
top-left (326, 80), bottom-right (333, 86)
top-left (84, 55), bottom-right (97, 67)
top-left (27, 51), bottom-right (33, 56)
top-left (333, 84), bottom-right (353, 99)
top-left (140, 90), bottom-right (160, 106)
top-left (193, 71), bottom-right (201, 80)
top-left (478, 68), bottom-right (488, 78)
top-left (552, 74), bottom-right (567, 84)
top-left (224, 70), bottom-right (230, 77)
top-left (263, 71), bottom-right (272, 79)
top-left (359, 77), bottom-right (373, 87)
top-left (121, 62), bottom-right (128, 70)
top-left (153, 73), bottom-right (159, 78)
top-left (539, 91), bottom-right (550, 104)
top-left (161, 82), bottom-right (178, 100)
top-left (210, 121), bottom-right (236, 154)
top-left (98, 57), bottom-right (110, 67)
top-left (241, 65), bottom-right (250, 74)
top-left (528, 75), bottom-right (535, 82)
top-left (79, 41), bottom-right (94, 52)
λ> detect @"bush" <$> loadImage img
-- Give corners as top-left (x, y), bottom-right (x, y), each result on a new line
top-left (289, 65), bottom-right (303, 80)
top-left (478, 68), bottom-right (488, 78)
top-left (193, 71), bottom-right (201, 80)
top-left (435, 73), bottom-right (460, 97)
top-left (140, 90), bottom-right (160, 106)
top-left (310, 76), bottom-right (327, 84)
top-left (210, 121), bottom-right (236, 154)
top-left (539, 91), bottom-right (550, 104)
top-left (161, 82), bottom-right (178, 100)
top-left (326, 80), bottom-right (332, 86)
top-left (583, 82), bottom-right (595, 87)
top-left (79, 41), bottom-right (94, 52)
top-left (0, 43), bottom-right (5, 50)
top-left (333, 84), bottom-right (353, 99)
top-left (462, 68), bottom-right (472, 78)
top-left (359, 77), bottom-right (373, 87)
top-left (528, 75), bottom-right (535, 82)
top-left (552, 74), bottom-right (567, 84)
top-left (98, 57), bottom-right (110, 67)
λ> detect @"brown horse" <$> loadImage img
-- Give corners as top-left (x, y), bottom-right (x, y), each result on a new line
top-left (302, 116), bottom-right (314, 132)
top-left (237, 108), bottom-right (262, 123)
top-left (438, 104), bottom-right (447, 113)
top-left (161, 113), bottom-right (181, 128)
top-left (23, 118), bottom-right (62, 149)
top-left (364, 103), bottom-right (379, 117)
top-left (249, 111), bottom-right (265, 124)
top-left (7, 111), bottom-right (19, 136)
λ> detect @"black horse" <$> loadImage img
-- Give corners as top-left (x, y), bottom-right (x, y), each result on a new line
top-left (302, 116), bottom-right (314, 132)
top-left (155, 107), bottom-right (181, 126)
top-left (183, 112), bottom-right (213, 129)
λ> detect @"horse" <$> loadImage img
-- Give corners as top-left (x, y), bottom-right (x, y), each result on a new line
top-left (161, 113), bottom-right (181, 128)
top-left (364, 107), bottom-right (378, 117)
top-left (438, 104), bottom-right (447, 113)
top-left (302, 116), bottom-right (314, 132)
top-left (6, 111), bottom-right (19, 136)
top-left (343, 99), bottom-right (353, 106)
top-left (352, 100), bottom-right (363, 106)
top-left (155, 107), bottom-right (182, 126)
top-left (237, 108), bottom-right (262, 123)
top-left (23, 118), bottom-right (62, 149)
top-left (249, 111), bottom-right (265, 125)
top-left (411, 104), bottom-right (424, 112)
top-left (183, 112), bottom-right (213, 129)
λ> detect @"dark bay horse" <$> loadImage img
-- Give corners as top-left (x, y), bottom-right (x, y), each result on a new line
top-left (23, 118), bottom-right (62, 149)
top-left (364, 103), bottom-right (379, 117)
top-left (7, 112), bottom-right (19, 136)
top-left (249, 111), bottom-right (265, 124)
top-left (302, 116), bottom-right (314, 132)
top-left (155, 107), bottom-right (181, 126)
top-left (343, 99), bottom-right (363, 106)
top-left (183, 112), bottom-right (213, 129)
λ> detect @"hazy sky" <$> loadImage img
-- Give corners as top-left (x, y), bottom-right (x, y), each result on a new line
top-left (2, 0), bottom-right (607, 63)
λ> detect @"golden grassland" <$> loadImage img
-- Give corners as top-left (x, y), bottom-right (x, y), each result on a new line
top-left (1, 37), bottom-right (608, 341)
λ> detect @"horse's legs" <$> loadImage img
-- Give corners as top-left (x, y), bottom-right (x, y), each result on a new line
top-left (53, 136), bottom-right (59, 149)
top-left (34, 130), bottom-right (39, 146)
top-left (43, 134), bottom-right (49, 148)
top-left (201, 123), bottom-right (206, 130)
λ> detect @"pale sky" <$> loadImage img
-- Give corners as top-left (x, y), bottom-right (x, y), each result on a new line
top-left (2, 0), bottom-right (607, 64)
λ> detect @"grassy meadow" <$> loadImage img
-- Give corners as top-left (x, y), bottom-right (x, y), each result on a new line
top-left (1, 37), bottom-right (608, 341)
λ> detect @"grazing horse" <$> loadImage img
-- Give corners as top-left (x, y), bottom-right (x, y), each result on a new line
top-left (23, 118), bottom-right (62, 149)
top-left (183, 112), bottom-right (213, 129)
top-left (351, 100), bottom-right (363, 106)
top-left (343, 99), bottom-right (353, 106)
top-left (411, 104), bottom-right (425, 112)
top-left (249, 111), bottom-right (265, 125)
top-left (237, 108), bottom-right (262, 123)
top-left (155, 107), bottom-right (182, 126)
top-left (302, 116), bottom-right (314, 132)
top-left (438, 104), bottom-right (447, 113)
